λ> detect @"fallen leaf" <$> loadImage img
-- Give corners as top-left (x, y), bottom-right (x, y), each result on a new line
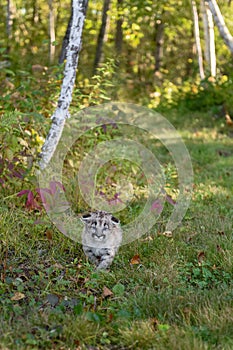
top-left (45, 229), bottom-right (53, 241)
top-left (217, 245), bottom-right (224, 253)
top-left (217, 150), bottom-right (232, 157)
top-left (183, 307), bottom-right (192, 319)
top-left (225, 114), bottom-right (233, 126)
top-left (158, 231), bottom-right (173, 238)
top-left (150, 317), bottom-right (159, 330)
top-left (163, 231), bottom-right (173, 238)
top-left (47, 293), bottom-right (59, 307)
top-left (11, 292), bottom-right (26, 301)
top-left (108, 313), bottom-right (113, 322)
top-left (130, 254), bottom-right (141, 265)
top-left (102, 286), bottom-right (113, 298)
top-left (142, 235), bottom-right (153, 242)
top-left (197, 251), bottom-right (205, 264)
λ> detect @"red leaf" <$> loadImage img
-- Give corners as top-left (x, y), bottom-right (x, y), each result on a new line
top-left (17, 189), bottom-right (30, 197)
top-left (36, 188), bottom-right (52, 197)
top-left (26, 190), bottom-right (34, 209)
top-left (49, 181), bottom-right (57, 195)
top-left (151, 199), bottom-right (163, 213)
top-left (165, 194), bottom-right (176, 206)
top-left (49, 181), bottom-right (65, 193)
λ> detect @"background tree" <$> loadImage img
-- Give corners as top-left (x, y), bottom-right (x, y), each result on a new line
top-left (93, 0), bottom-right (111, 74)
top-left (191, 0), bottom-right (205, 79)
top-left (49, 0), bottom-right (56, 63)
top-left (207, 0), bottom-right (233, 54)
top-left (201, 0), bottom-right (216, 77)
top-left (115, 0), bottom-right (123, 58)
top-left (59, 0), bottom-right (73, 64)
top-left (6, 0), bottom-right (14, 54)
top-left (154, 15), bottom-right (164, 74)
top-left (39, 0), bottom-right (89, 170)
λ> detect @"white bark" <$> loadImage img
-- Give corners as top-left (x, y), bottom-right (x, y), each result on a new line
top-left (206, 0), bottom-right (233, 54)
top-left (191, 0), bottom-right (205, 80)
top-left (49, 0), bottom-right (56, 63)
top-left (39, 0), bottom-right (88, 170)
top-left (7, 0), bottom-right (13, 40)
top-left (201, 0), bottom-right (216, 77)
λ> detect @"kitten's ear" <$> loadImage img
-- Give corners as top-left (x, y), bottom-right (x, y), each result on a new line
top-left (80, 213), bottom-right (92, 223)
top-left (111, 216), bottom-right (120, 225)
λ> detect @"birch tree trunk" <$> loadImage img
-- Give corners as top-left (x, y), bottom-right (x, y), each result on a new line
top-left (191, 0), bottom-right (205, 80)
top-left (39, 0), bottom-right (89, 170)
top-left (206, 0), bottom-right (233, 54)
top-left (6, 0), bottom-right (14, 54)
top-left (49, 0), bottom-right (56, 63)
top-left (59, 0), bottom-right (73, 64)
top-left (93, 0), bottom-right (111, 74)
top-left (201, 0), bottom-right (216, 77)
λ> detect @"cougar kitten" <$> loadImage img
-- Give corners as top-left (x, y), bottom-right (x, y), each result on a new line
top-left (81, 211), bottom-right (122, 270)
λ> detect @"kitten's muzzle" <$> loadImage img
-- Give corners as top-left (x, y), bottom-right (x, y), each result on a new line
top-left (92, 233), bottom-right (106, 241)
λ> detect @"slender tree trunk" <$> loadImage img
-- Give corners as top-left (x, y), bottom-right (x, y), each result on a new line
top-left (115, 0), bottom-right (123, 56)
top-left (93, 0), bottom-right (111, 74)
top-left (201, 0), bottom-right (216, 77)
top-left (154, 19), bottom-right (164, 73)
top-left (6, 0), bottom-right (14, 53)
top-left (59, 0), bottom-right (73, 64)
top-left (32, 0), bottom-right (39, 24)
top-left (206, 0), bottom-right (233, 54)
top-left (191, 0), bottom-right (205, 79)
top-left (39, 0), bottom-right (89, 170)
top-left (49, 0), bottom-right (56, 63)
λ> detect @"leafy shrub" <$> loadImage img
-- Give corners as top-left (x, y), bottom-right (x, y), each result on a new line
top-left (0, 112), bottom-right (46, 195)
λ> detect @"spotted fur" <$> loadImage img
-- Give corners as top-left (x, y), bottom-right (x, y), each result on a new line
top-left (81, 211), bottom-right (122, 270)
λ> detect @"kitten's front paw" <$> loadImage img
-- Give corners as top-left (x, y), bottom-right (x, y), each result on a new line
top-left (96, 261), bottom-right (111, 270)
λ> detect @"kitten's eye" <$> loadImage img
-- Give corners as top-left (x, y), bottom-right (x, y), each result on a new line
top-left (82, 214), bottom-right (91, 219)
top-left (80, 214), bottom-right (91, 224)
top-left (111, 216), bottom-right (119, 224)
top-left (81, 213), bottom-right (91, 222)
top-left (91, 221), bottom-right (97, 227)
top-left (103, 223), bottom-right (109, 230)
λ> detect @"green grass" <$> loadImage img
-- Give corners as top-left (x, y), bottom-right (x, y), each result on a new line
top-left (1, 109), bottom-right (233, 350)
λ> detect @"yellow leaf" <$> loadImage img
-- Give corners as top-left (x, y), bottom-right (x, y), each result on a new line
top-left (11, 292), bottom-right (25, 301)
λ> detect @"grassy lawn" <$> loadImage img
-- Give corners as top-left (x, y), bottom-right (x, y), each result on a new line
top-left (0, 109), bottom-right (233, 350)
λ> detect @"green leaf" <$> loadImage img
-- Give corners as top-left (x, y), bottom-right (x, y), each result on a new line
top-left (116, 309), bottom-right (131, 319)
top-left (73, 303), bottom-right (83, 315)
top-left (158, 324), bottom-right (170, 331)
top-left (86, 311), bottom-right (101, 323)
top-left (112, 283), bottom-right (125, 296)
